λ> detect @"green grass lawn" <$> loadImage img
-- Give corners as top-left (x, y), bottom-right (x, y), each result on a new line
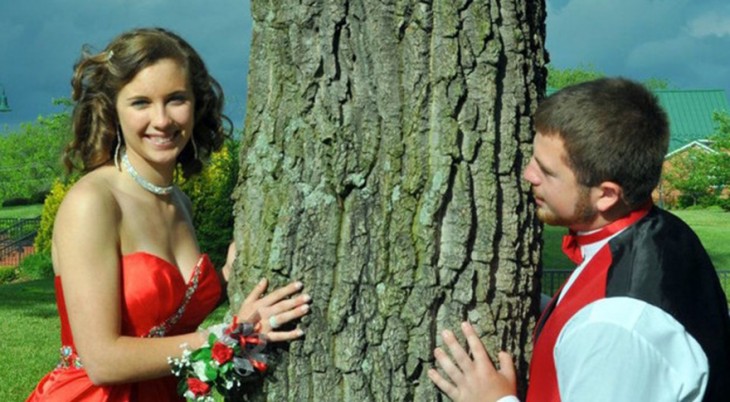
top-left (0, 204), bottom-right (43, 219)
top-left (0, 279), bottom-right (59, 401)
top-left (672, 207), bottom-right (730, 271)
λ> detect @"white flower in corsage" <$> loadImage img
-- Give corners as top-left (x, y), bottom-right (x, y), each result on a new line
top-left (168, 318), bottom-right (268, 401)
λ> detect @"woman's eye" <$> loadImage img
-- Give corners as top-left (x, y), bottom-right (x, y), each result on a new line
top-left (169, 96), bottom-right (189, 105)
top-left (131, 99), bottom-right (149, 108)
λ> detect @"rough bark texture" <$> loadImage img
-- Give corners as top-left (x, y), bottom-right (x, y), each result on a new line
top-left (230, 0), bottom-right (547, 400)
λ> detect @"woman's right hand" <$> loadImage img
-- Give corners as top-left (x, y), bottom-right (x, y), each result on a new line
top-left (236, 278), bottom-right (311, 342)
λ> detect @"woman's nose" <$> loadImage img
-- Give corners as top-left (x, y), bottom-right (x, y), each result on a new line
top-left (151, 105), bottom-right (173, 128)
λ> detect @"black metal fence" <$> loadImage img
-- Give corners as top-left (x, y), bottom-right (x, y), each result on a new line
top-left (0, 217), bottom-right (41, 267)
top-left (543, 269), bottom-right (730, 300)
top-left (541, 270), bottom-right (572, 296)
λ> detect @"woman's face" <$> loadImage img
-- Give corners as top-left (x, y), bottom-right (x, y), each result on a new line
top-left (115, 58), bottom-right (194, 172)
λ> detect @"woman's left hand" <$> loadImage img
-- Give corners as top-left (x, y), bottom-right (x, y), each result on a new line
top-left (236, 278), bottom-right (311, 342)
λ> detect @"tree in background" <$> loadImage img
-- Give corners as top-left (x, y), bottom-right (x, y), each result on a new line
top-left (0, 99), bottom-right (71, 206)
top-left (547, 64), bottom-right (669, 90)
top-left (663, 111), bottom-right (730, 209)
top-left (643, 77), bottom-right (670, 90)
top-left (230, 1), bottom-right (545, 400)
top-left (714, 113), bottom-right (730, 211)
top-left (546, 64), bottom-right (603, 89)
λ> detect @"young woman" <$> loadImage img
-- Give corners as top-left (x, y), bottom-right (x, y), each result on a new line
top-left (27, 27), bottom-right (310, 401)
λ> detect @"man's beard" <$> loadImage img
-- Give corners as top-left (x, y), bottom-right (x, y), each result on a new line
top-left (536, 186), bottom-right (596, 227)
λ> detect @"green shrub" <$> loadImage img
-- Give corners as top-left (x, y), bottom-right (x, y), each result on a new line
top-left (719, 197), bottom-right (730, 212)
top-left (0, 266), bottom-right (17, 284)
top-left (18, 252), bottom-right (54, 280)
top-left (31, 190), bottom-right (50, 204)
top-left (177, 140), bottom-right (239, 267)
top-left (35, 179), bottom-right (75, 254)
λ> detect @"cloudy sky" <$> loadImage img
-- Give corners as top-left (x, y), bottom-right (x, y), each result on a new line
top-left (0, 0), bottom-right (252, 131)
top-left (1, 0), bottom-right (729, 132)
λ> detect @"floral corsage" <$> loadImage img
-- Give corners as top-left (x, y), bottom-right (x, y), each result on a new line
top-left (168, 318), bottom-right (268, 401)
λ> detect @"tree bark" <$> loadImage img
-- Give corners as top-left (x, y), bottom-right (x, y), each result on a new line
top-left (230, 0), bottom-right (547, 400)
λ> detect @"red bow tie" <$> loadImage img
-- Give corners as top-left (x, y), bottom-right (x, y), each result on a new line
top-left (560, 202), bottom-right (654, 265)
top-left (561, 233), bottom-right (585, 265)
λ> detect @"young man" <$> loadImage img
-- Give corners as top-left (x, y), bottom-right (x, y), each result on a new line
top-left (428, 78), bottom-right (730, 402)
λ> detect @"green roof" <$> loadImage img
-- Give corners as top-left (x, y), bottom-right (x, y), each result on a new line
top-left (654, 89), bottom-right (729, 153)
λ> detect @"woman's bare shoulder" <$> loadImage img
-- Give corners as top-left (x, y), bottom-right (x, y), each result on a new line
top-left (52, 167), bottom-right (124, 275)
top-left (55, 167), bottom-right (122, 226)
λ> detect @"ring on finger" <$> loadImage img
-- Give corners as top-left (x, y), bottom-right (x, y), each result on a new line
top-left (268, 315), bottom-right (280, 329)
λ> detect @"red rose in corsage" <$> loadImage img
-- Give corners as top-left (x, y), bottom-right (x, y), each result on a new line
top-left (168, 318), bottom-right (268, 401)
top-left (186, 378), bottom-right (210, 397)
top-left (211, 342), bottom-right (234, 365)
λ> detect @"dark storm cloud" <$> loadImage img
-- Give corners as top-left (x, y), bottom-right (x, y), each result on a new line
top-left (546, 0), bottom-right (730, 94)
top-left (0, 0), bottom-right (251, 130)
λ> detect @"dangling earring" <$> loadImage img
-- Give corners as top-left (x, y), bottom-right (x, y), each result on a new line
top-left (191, 136), bottom-right (198, 160)
top-left (114, 126), bottom-right (123, 170)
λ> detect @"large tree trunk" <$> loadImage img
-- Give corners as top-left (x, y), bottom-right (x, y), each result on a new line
top-left (230, 0), bottom-right (547, 400)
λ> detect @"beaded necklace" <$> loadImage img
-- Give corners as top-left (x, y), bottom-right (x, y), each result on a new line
top-left (121, 151), bottom-right (174, 195)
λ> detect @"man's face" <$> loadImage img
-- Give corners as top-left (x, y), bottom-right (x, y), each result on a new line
top-left (523, 132), bottom-right (597, 231)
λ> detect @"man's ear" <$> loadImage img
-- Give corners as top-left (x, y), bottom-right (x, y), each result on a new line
top-left (593, 181), bottom-right (623, 212)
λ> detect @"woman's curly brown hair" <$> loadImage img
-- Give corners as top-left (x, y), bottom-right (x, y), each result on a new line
top-left (66, 27), bottom-right (232, 178)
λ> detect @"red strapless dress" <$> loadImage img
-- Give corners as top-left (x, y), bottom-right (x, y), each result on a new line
top-left (27, 252), bottom-right (222, 402)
